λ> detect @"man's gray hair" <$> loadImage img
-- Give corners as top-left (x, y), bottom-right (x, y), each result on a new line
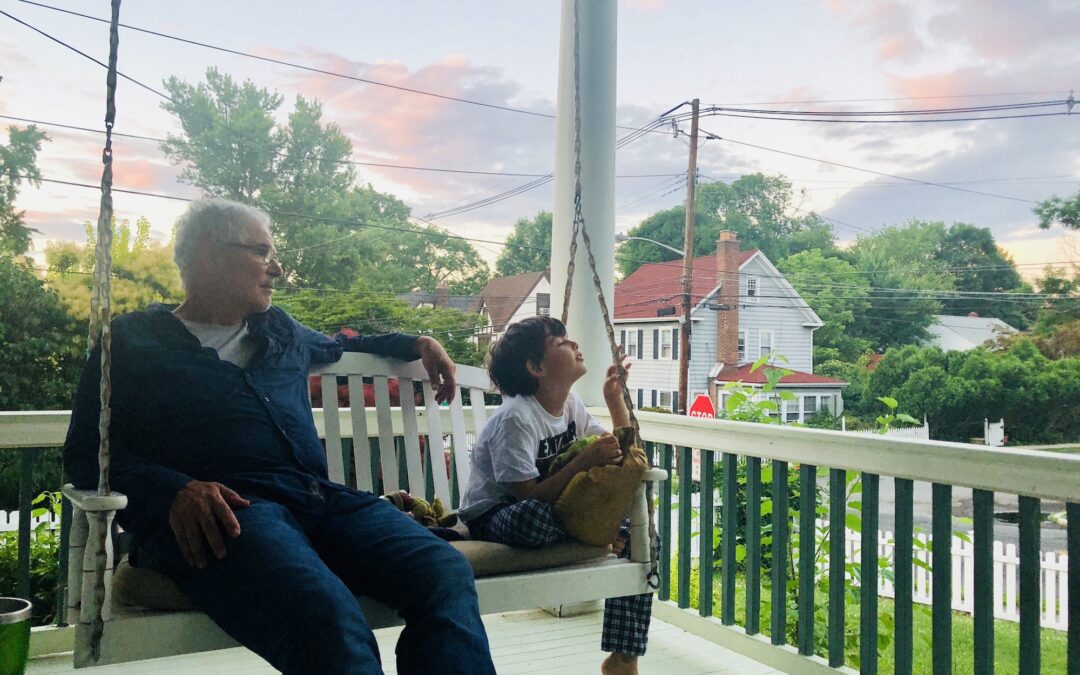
top-left (173, 198), bottom-right (271, 279)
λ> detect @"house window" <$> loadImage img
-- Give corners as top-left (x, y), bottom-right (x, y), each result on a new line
top-left (659, 391), bottom-right (672, 410)
top-left (820, 395), bottom-right (833, 414)
top-left (660, 330), bottom-right (673, 358)
top-left (767, 395), bottom-right (782, 417)
top-left (627, 330), bottom-right (639, 358)
top-left (785, 399), bottom-right (800, 423)
top-left (737, 331), bottom-right (746, 362)
top-left (536, 293), bottom-right (550, 316)
top-left (804, 395), bottom-right (818, 416)
top-left (759, 330), bottom-right (774, 358)
top-left (745, 277), bottom-right (759, 303)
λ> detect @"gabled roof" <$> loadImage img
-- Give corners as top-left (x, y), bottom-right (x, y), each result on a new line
top-left (928, 314), bottom-right (1017, 350)
top-left (477, 270), bottom-right (549, 328)
top-left (614, 251), bottom-right (755, 320)
top-left (396, 292), bottom-right (479, 313)
top-left (714, 363), bottom-right (846, 386)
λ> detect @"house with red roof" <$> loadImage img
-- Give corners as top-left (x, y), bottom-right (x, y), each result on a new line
top-left (471, 270), bottom-right (551, 346)
top-left (614, 231), bottom-right (846, 422)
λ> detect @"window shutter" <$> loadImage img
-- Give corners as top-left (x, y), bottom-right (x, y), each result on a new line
top-left (636, 388), bottom-right (643, 409)
top-left (637, 330), bottom-right (644, 358)
top-left (671, 391), bottom-right (678, 412)
top-left (651, 390), bottom-right (657, 407)
top-left (672, 328), bottom-right (679, 360)
top-left (653, 329), bottom-right (659, 359)
top-left (619, 330), bottom-right (626, 351)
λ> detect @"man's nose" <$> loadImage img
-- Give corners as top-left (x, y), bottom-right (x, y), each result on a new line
top-left (267, 259), bottom-right (283, 276)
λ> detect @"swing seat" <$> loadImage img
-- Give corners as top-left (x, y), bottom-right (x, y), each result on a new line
top-left (63, 353), bottom-right (666, 668)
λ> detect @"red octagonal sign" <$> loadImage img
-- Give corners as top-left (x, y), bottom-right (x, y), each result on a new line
top-left (687, 394), bottom-right (716, 418)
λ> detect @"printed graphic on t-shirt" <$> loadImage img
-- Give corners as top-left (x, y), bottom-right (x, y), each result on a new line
top-left (534, 420), bottom-right (577, 478)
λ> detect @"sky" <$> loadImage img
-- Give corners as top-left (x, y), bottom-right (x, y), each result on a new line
top-left (3, 0), bottom-right (1079, 278)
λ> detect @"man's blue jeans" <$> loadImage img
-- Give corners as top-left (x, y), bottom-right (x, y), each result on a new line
top-left (137, 485), bottom-right (495, 674)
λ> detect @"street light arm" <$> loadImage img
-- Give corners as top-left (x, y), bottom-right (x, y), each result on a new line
top-left (614, 234), bottom-right (686, 257)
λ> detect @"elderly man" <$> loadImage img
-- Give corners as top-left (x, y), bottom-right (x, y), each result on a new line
top-left (64, 199), bottom-right (495, 674)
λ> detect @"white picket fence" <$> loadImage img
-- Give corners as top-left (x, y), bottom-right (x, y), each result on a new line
top-left (671, 502), bottom-right (1068, 632)
top-left (0, 509), bottom-right (61, 533)
top-left (834, 521), bottom-right (1069, 632)
top-left (841, 416), bottom-right (931, 441)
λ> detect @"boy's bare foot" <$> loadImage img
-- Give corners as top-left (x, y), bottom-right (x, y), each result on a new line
top-left (601, 652), bottom-right (639, 675)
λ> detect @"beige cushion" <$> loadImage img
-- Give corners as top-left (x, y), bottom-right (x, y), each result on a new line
top-left (114, 540), bottom-right (610, 612)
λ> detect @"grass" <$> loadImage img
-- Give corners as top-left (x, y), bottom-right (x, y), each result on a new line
top-left (667, 559), bottom-right (1068, 674)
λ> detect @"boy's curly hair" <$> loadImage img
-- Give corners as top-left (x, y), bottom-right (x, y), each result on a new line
top-left (487, 316), bottom-right (566, 396)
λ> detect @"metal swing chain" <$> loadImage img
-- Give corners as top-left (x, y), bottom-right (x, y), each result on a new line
top-left (560, 0), bottom-right (660, 590)
top-left (87, 0), bottom-right (122, 659)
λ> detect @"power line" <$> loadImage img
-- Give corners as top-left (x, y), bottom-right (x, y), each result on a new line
top-left (705, 91), bottom-right (1075, 107)
top-left (697, 127), bottom-right (1042, 205)
top-left (0, 113), bottom-right (684, 180)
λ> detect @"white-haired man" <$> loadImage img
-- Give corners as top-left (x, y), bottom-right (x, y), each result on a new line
top-left (64, 199), bottom-right (495, 674)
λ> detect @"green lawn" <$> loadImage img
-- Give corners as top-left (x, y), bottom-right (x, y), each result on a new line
top-left (668, 561), bottom-right (1067, 674)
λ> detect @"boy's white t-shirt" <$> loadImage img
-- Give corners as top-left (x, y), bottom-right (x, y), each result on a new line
top-left (458, 391), bottom-right (607, 522)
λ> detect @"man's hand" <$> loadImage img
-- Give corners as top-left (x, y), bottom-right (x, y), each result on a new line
top-left (581, 433), bottom-right (622, 468)
top-left (415, 335), bottom-right (457, 403)
top-left (168, 480), bottom-right (250, 569)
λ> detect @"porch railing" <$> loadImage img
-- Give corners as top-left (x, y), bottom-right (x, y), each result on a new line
top-left (591, 409), bottom-right (1079, 674)
top-left (3, 409), bottom-right (1078, 673)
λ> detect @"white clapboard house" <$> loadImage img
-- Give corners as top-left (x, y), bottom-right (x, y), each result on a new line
top-left (613, 231), bottom-right (846, 422)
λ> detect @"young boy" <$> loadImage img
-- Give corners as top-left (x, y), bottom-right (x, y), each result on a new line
top-left (459, 316), bottom-right (651, 675)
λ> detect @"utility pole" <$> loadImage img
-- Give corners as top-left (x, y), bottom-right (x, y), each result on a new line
top-left (677, 98), bottom-right (699, 415)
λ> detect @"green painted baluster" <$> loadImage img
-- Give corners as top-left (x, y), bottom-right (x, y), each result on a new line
top-left (745, 457), bottom-right (762, 634)
top-left (798, 463), bottom-right (817, 655)
top-left (1068, 502), bottom-right (1079, 673)
top-left (700, 451), bottom-right (715, 617)
top-left (721, 452), bottom-right (738, 625)
top-left (932, 483), bottom-right (953, 674)
top-left (894, 478), bottom-right (915, 675)
top-left (659, 444), bottom-right (673, 602)
top-left (1018, 496), bottom-right (1041, 674)
top-left (771, 461), bottom-right (789, 645)
top-left (678, 446), bottom-right (693, 609)
top-left (860, 473), bottom-right (880, 675)
top-left (972, 489), bottom-right (994, 675)
top-left (828, 468), bottom-right (846, 667)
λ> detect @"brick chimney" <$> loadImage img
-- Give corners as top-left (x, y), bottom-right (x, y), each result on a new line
top-left (716, 231), bottom-right (740, 369)
top-left (435, 284), bottom-right (449, 308)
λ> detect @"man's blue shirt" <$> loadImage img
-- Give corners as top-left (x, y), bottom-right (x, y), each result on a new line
top-left (63, 304), bottom-right (419, 540)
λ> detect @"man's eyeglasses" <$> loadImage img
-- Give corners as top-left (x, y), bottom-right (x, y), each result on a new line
top-left (218, 241), bottom-right (280, 265)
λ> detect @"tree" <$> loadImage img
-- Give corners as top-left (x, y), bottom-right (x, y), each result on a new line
top-left (495, 211), bottom-right (552, 276)
top-left (1035, 191), bottom-right (1080, 230)
top-left (0, 256), bottom-right (82, 410)
top-left (616, 174), bottom-right (836, 277)
top-left (932, 223), bottom-right (1032, 328)
top-left (274, 285), bottom-right (485, 366)
top-left (0, 126), bottom-right (48, 256)
top-left (160, 68), bottom-right (490, 293)
top-left (777, 249), bottom-right (871, 363)
top-left (1031, 267), bottom-right (1080, 333)
top-left (44, 217), bottom-right (183, 322)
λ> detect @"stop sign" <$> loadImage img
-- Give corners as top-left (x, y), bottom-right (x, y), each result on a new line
top-left (687, 394), bottom-right (716, 418)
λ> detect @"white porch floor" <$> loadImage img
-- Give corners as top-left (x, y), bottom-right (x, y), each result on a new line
top-left (29, 607), bottom-right (779, 674)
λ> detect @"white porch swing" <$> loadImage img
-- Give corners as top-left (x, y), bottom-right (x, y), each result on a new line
top-left (62, 0), bottom-right (666, 667)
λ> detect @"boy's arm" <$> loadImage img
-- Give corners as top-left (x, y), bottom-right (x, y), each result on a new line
top-left (509, 434), bottom-right (622, 504)
top-left (602, 362), bottom-right (631, 428)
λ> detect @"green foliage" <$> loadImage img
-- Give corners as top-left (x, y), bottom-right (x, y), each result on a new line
top-left (617, 174), bottom-right (836, 277)
top-left (495, 211), bottom-right (552, 276)
top-left (1035, 190), bottom-right (1080, 230)
top-left (274, 286), bottom-right (486, 366)
top-left (161, 68), bottom-right (489, 293)
top-left (0, 257), bottom-right (83, 410)
top-left (779, 249), bottom-right (872, 362)
top-left (0, 491), bottom-right (62, 625)
top-left (0, 126), bottom-right (48, 256)
top-left (44, 217), bottom-right (184, 323)
top-left (844, 342), bottom-right (1080, 444)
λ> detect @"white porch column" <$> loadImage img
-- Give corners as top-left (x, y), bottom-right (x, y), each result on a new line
top-left (550, 0), bottom-right (617, 406)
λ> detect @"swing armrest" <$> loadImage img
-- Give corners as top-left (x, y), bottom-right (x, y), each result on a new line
top-left (63, 484), bottom-right (128, 512)
top-left (643, 468), bottom-right (667, 482)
